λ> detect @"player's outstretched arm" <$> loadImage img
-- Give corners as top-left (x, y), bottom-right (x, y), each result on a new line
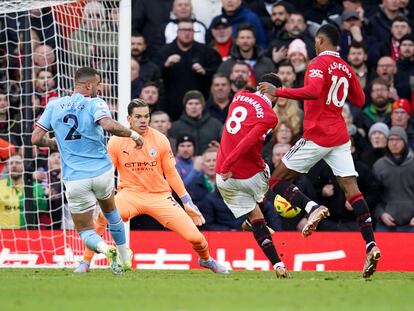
top-left (31, 126), bottom-right (57, 150)
top-left (98, 117), bottom-right (144, 147)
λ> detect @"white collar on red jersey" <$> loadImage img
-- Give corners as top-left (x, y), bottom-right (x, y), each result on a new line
top-left (319, 50), bottom-right (340, 57)
top-left (254, 91), bottom-right (272, 107)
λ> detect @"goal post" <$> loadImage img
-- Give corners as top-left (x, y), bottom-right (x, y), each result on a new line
top-left (0, 0), bottom-right (131, 267)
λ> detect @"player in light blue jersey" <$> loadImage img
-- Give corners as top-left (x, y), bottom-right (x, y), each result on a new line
top-left (32, 67), bottom-right (143, 274)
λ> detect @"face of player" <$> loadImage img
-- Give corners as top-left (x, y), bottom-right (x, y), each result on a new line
top-left (185, 99), bottom-right (203, 119)
top-left (177, 142), bottom-right (194, 159)
top-left (211, 77), bottom-right (231, 100)
top-left (140, 86), bottom-right (159, 105)
top-left (271, 5), bottom-right (288, 27)
top-left (391, 21), bottom-right (410, 40)
top-left (236, 30), bottom-right (255, 53)
top-left (128, 106), bottom-right (150, 134)
top-left (391, 108), bottom-right (410, 127)
top-left (400, 40), bottom-right (414, 60)
top-left (177, 21), bottom-right (194, 48)
top-left (348, 47), bottom-right (367, 67)
top-left (211, 25), bottom-right (232, 44)
top-left (202, 150), bottom-right (217, 178)
top-left (277, 65), bottom-right (296, 87)
top-left (276, 123), bottom-right (293, 144)
top-left (173, 0), bottom-right (192, 19)
top-left (131, 36), bottom-right (146, 57)
top-left (370, 131), bottom-right (387, 148)
top-left (8, 155), bottom-right (24, 180)
top-left (149, 114), bottom-right (170, 134)
top-left (388, 135), bottom-right (405, 156)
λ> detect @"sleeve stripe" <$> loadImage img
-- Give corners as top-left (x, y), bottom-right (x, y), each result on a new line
top-left (95, 115), bottom-right (111, 123)
top-left (35, 122), bottom-right (50, 132)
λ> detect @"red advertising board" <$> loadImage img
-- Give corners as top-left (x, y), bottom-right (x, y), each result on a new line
top-left (0, 230), bottom-right (412, 271)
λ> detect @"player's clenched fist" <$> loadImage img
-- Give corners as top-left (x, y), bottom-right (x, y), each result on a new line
top-left (181, 193), bottom-right (205, 226)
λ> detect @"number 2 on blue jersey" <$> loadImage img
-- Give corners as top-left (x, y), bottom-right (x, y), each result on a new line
top-left (63, 114), bottom-right (81, 140)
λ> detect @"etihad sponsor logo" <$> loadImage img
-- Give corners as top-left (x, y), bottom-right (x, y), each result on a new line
top-left (309, 69), bottom-right (323, 78)
top-left (125, 161), bottom-right (157, 168)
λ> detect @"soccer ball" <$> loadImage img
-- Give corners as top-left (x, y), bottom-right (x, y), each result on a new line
top-left (273, 195), bottom-right (301, 218)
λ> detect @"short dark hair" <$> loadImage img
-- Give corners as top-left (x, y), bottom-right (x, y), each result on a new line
top-left (212, 72), bottom-right (230, 83)
top-left (231, 60), bottom-right (249, 70)
top-left (273, 1), bottom-right (294, 14)
top-left (316, 24), bottom-right (340, 46)
top-left (349, 41), bottom-right (367, 53)
top-left (236, 23), bottom-right (256, 37)
top-left (259, 73), bottom-right (282, 88)
top-left (370, 78), bottom-right (390, 90)
top-left (391, 15), bottom-right (410, 26)
top-left (74, 67), bottom-right (100, 84)
top-left (128, 98), bottom-right (148, 115)
top-left (151, 110), bottom-right (170, 120)
top-left (277, 60), bottom-right (295, 73)
top-left (141, 81), bottom-right (160, 91)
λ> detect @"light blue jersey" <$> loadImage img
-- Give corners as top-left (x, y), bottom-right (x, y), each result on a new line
top-left (36, 93), bottom-right (113, 181)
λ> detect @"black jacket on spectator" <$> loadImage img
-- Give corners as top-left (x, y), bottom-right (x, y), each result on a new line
top-left (359, 146), bottom-right (387, 169)
top-left (339, 30), bottom-right (379, 69)
top-left (199, 186), bottom-right (246, 231)
top-left (206, 97), bottom-right (230, 124)
top-left (131, 0), bottom-right (173, 60)
top-left (154, 40), bottom-right (222, 121)
top-left (135, 51), bottom-right (162, 84)
top-left (369, 7), bottom-right (395, 44)
top-left (169, 111), bottom-right (222, 155)
top-left (395, 58), bottom-right (414, 101)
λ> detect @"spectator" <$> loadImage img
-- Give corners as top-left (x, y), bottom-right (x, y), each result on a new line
top-left (163, 0), bottom-right (206, 44)
top-left (375, 56), bottom-right (399, 101)
top-left (0, 91), bottom-right (21, 147)
top-left (388, 99), bottom-right (414, 149)
top-left (265, 142), bottom-right (291, 174)
top-left (208, 16), bottom-right (233, 61)
top-left (373, 126), bottom-right (414, 232)
top-left (266, 1), bottom-right (294, 43)
top-left (0, 153), bottom-right (47, 229)
top-left (379, 16), bottom-right (411, 62)
top-left (304, 0), bottom-right (342, 36)
top-left (185, 147), bottom-right (217, 205)
top-left (360, 122), bottom-right (389, 168)
top-left (33, 44), bottom-right (56, 75)
top-left (286, 38), bottom-right (308, 87)
top-left (131, 58), bottom-right (144, 99)
top-left (347, 41), bottom-right (375, 96)
top-left (191, 0), bottom-right (222, 28)
top-left (228, 60), bottom-right (250, 97)
top-left (217, 23), bottom-right (275, 87)
top-left (267, 12), bottom-right (315, 66)
top-left (206, 73), bottom-right (232, 124)
top-left (34, 69), bottom-right (58, 108)
top-left (154, 19), bottom-right (222, 121)
top-left (131, 33), bottom-right (162, 84)
top-left (355, 78), bottom-right (393, 134)
top-left (170, 90), bottom-right (222, 155)
top-left (274, 96), bottom-right (303, 137)
top-left (139, 82), bottom-right (161, 113)
top-left (339, 9), bottom-right (378, 68)
top-left (395, 34), bottom-right (414, 100)
top-left (211, 0), bottom-right (267, 48)
top-left (149, 110), bottom-right (176, 152)
top-left (276, 61), bottom-right (297, 88)
top-left (370, 0), bottom-right (403, 44)
top-left (175, 134), bottom-right (195, 180)
top-left (131, 0), bottom-right (173, 59)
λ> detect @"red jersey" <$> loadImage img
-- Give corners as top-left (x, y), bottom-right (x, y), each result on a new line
top-left (216, 91), bottom-right (278, 179)
top-left (276, 50), bottom-right (365, 147)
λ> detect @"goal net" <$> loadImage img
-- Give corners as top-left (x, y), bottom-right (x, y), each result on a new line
top-left (0, 0), bottom-right (131, 268)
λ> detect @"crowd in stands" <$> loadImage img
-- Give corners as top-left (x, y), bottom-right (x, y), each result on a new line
top-left (0, 0), bottom-right (414, 232)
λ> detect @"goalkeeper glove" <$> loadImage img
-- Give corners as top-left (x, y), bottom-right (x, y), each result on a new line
top-left (180, 193), bottom-right (205, 226)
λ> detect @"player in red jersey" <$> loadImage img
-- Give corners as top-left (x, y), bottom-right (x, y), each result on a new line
top-left (216, 73), bottom-right (289, 278)
top-left (258, 24), bottom-right (381, 278)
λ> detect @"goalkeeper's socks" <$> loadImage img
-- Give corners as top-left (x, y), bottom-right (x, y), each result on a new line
top-left (270, 178), bottom-right (318, 213)
top-left (78, 229), bottom-right (108, 253)
top-left (251, 218), bottom-right (281, 265)
top-left (103, 209), bottom-right (130, 262)
top-left (349, 192), bottom-right (376, 251)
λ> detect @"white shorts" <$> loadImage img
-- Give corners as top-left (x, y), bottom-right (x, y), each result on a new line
top-left (282, 138), bottom-right (358, 177)
top-left (216, 165), bottom-right (270, 218)
top-left (63, 168), bottom-right (114, 214)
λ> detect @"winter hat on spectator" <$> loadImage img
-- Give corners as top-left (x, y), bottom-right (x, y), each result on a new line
top-left (388, 126), bottom-right (408, 144)
top-left (391, 98), bottom-right (411, 115)
top-left (183, 90), bottom-right (206, 108)
top-left (341, 9), bottom-right (360, 22)
top-left (210, 16), bottom-right (231, 29)
top-left (368, 122), bottom-right (389, 138)
top-left (287, 39), bottom-right (308, 59)
top-left (176, 134), bottom-right (196, 149)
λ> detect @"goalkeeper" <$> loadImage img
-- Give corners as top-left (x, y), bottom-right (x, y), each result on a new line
top-left (75, 99), bottom-right (228, 274)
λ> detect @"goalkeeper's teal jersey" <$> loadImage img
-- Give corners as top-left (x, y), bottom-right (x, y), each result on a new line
top-left (36, 93), bottom-right (113, 181)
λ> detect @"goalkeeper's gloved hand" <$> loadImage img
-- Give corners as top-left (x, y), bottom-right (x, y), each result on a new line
top-left (180, 193), bottom-right (205, 226)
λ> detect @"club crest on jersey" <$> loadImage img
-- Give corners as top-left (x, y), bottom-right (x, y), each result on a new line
top-left (309, 69), bottom-right (323, 78)
top-left (149, 148), bottom-right (157, 157)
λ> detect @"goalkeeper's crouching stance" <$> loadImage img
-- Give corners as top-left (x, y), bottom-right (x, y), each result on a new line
top-left (75, 99), bottom-right (228, 275)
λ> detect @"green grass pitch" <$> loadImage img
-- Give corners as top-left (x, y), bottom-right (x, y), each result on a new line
top-left (0, 269), bottom-right (412, 311)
